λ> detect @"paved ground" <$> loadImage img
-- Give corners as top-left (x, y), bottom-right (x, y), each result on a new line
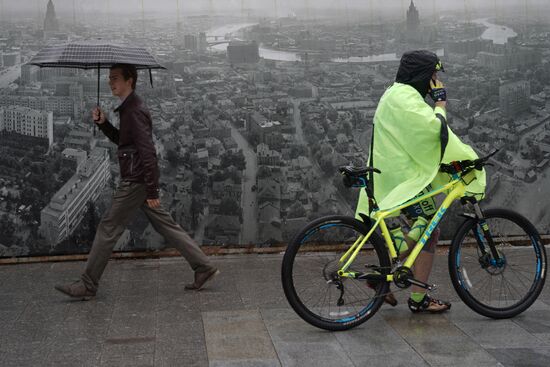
top-left (1, 253), bottom-right (550, 367)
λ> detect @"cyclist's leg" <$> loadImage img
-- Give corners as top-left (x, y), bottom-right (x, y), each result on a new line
top-left (405, 185), bottom-right (450, 313)
top-left (411, 227), bottom-right (439, 292)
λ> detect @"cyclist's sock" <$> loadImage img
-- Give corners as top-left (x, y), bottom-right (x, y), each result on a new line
top-left (410, 292), bottom-right (425, 303)
top-left (407, 217), bottom-right (429, 242)
top-left (390, 227), bottom-right (408, 253)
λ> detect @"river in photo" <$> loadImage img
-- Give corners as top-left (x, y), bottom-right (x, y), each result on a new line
top-left (473, 18), bottom-right (517, 44)
top-left (207, 18), bottom-right (516, 63)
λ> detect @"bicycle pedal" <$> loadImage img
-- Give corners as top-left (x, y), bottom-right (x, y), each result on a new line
top-left (407, 277), bottom-right (437, 291)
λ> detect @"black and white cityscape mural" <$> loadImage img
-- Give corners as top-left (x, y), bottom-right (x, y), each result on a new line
top-left (0, 0), bottom-right (549, 257)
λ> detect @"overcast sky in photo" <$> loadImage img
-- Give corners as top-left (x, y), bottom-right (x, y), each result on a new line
top-left (3, 0), bottom-right (547, 17)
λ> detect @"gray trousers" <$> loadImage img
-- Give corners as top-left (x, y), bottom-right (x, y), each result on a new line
top-left (82, 181), bottom-right (212, 291)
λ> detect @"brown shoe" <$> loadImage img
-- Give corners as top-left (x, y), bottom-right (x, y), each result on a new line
top-left (54, 280), bottom-right (96, 301)
top-left (382, 292), bottom-right (398, 307)
top-left (366, 279), bottom-right (398, 307)
top-left (184, 268), bottom-right (220, 291)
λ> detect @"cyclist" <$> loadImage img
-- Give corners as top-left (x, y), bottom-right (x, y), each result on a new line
top-left (359, 50), bottom-right (486, 313)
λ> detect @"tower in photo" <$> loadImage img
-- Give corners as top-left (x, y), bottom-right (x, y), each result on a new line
top-left (44, 0), bottom-right (60, 33)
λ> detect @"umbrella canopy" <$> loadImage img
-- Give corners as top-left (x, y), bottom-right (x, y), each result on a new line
top-left (29, 41), bottom-right (166, 70)
top-left (28, 41), bottom-right (166, 105)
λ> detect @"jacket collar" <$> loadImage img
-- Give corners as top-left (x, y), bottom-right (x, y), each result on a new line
top-left (114, 91), bottom-right (136, 113)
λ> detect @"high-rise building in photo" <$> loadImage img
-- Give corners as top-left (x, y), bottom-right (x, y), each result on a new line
top-left (21, 64), bottom-right (39, 85)
top-left (0, 106), bottom-right (54, 146)
top-left (227, 41), bottom-right (260, 64)
top-left (406, 1), bottom-right (420, 32)
top-left (44, 0), bottom-right (59, 33)
top-left (3, 52), bottom-right (21, 67)
top-left (39, 147), bottom-right (111, 246)
top-left (500, 80), bottom-right (531, 117)
top-left (184, 34), bottom-right (198, 51)
top-left (0, 95), bottom-right (80, 120)
top-left (198, 32), bottom-right (208, 52)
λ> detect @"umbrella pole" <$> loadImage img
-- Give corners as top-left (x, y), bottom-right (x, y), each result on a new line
top-left (97, 63), bottom-right (100, 106)
top-left (95, 63), bottom-right (100, 137)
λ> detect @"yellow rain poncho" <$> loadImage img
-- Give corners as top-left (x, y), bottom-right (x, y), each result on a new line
top-left (356, 82), bottom-right (486, 216)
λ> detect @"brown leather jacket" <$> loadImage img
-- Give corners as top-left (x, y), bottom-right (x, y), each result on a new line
top-left (96, 92), bottom-right (160, 199)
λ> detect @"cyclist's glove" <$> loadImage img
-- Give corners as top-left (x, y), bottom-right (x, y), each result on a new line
top-left (429, 79), bottom-right (447, 102)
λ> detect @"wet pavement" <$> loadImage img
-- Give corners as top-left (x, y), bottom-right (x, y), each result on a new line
top-left (1, 252), bottom-right (549, 367)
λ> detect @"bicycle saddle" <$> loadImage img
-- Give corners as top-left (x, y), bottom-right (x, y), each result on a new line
top-left (339, 166), bottom-right (381, 176)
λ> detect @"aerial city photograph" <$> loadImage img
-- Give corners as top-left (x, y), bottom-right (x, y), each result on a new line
top-left (0, 1), bottom-right (549, 366)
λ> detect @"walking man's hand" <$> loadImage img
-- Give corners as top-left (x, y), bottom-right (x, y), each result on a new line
top-left (147, 199), bottom-right (161, 208)
top-left (92, 107), bottom-right (106, 124)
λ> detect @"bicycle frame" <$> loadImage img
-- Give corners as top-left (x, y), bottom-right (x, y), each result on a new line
top-left (337, 170), bottom-right (477, 281)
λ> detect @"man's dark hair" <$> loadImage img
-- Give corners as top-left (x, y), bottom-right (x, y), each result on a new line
top-left (111, 63), bottom-right (138, 89)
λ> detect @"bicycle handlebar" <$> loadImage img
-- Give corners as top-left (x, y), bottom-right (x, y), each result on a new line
top-left (440, 149), bottom-right (499, 175)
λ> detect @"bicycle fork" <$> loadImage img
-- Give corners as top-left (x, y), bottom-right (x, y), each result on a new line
top-left (468, 200), bottom-right (503, 265)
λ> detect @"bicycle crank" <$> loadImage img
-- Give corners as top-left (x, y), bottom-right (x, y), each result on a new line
top-left (393, 266), bottom-right (437, 291)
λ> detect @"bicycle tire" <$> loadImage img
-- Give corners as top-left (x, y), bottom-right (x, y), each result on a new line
top-left (449, 208), bottom-right (547, 319)
top-left (282, 215), bottom-right (391, 331)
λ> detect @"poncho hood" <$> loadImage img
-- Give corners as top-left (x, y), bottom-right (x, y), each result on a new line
top-left (396, 50), bottom-right (443, 98)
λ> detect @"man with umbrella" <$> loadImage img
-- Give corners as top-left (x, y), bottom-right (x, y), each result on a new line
top-left (54, 62), bottom-right (219, 299)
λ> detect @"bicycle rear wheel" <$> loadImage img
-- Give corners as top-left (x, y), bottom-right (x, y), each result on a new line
top-left (281, 215), bottom-right (390, 331)
top-left (449, 208), bottom-right (547, 318)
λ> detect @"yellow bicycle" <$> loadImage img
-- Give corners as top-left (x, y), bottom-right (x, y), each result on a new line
top-left (281, 151), bottom-right (547, 331)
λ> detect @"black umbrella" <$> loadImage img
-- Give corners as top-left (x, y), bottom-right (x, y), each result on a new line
top-left (28, 40), bottom-right (164, 111)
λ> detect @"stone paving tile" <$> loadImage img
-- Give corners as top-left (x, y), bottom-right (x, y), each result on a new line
top-left (209, 360), bottom-right (281, 367)
top-left (113, 296), bottom-right (158, 316)
top-left (383, 305), bottom-right (502, 367)
top-left (486, 347), bottom-right (550, 367)
top-left (444, 301), bottom-right (550, 350)
top-left (511, 300), bottom-right (550, 335)
top-left (100, 352), bottom-right (155, 367)
top-left (106, 314), bottom-right (156, 340)
top-left (0, 337), bottom-right (55, 362)
top-left (0, 322), bottom-right (57, 353)
top-left (334, 312), bottom-right (423, 356)
top-left (157, 292), bottom-right (201, 314)
top-left (269, 342), bottom-right (354, 367)
top-left (452, 318), bottom-right (547, 349)
top-left (348, 352), bottom-right (430, 367)
top-left (236, 280), bottom-right (288, 309)
top-left (534, 333), bottom-right (550, 344)
top-left (1, 355), bottom-right (58, 367)
top-left (198, 290), bottom-right (246, 312)
top-left (0, 308), bottom-right (23, 324)
top-left (116, 281), bottom-right (159, 300)
top-left (421, 349), bottom-right (504, 367)
top-left (0, 291), bottom-right (30, 310)
top-left (155, 330), bottom-right (208, 367)
top-left (154, 353), bottom-right (208, 367)
top-left (203, 309), bottom-right (280, 366)
top-left (260, 308), bottom-right (338, 344)
top-left (44, 353), bottom-right (103, 367)
top-left (261, 308), bottom-right (355, 367)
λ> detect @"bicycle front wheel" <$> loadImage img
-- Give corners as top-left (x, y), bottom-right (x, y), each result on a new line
top-left (281, 215), bottom-right (390, 331)
top-left (449, 208), bottom-right (547, 319)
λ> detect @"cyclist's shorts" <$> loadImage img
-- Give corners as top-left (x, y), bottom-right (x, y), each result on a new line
top-left (402, 184), bottom-right (437, 220)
